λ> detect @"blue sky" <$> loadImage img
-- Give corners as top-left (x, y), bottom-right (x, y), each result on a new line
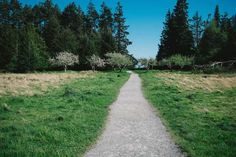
top-left (20, 0), bottom-right (236, 58)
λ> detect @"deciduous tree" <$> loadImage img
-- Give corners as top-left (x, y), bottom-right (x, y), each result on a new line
top-left (105, 53), bottom-right (132, 71)
top-left (87, 54), bottom-right (105, 71)
top-left (50, 51), bottom-right (79, 72)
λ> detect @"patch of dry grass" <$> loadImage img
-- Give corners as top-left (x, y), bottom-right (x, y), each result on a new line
top-left (156, 72), bottom-right (236, 92)
top-left (0, 71), bottom-right (95, 96)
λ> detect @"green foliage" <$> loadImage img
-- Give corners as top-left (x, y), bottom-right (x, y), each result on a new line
top-left (172, 0), bottom-right (194, 56)
top-left (85, 1), bottom-right (99, 34)
top-left (0, 25), bottom-right (18, 70)
top-left (43, 15), bottom-right (61, 57)
top-left (98, 2), bottom-right (117, 57)
top-left (100, 30), bottom-right (116, 57)
top-left (114, 2), bottom-right (132, 54)
top-left (138, 71), bottom-right (236, 157)
top-left (0, 72), bottom-right (129, 157)
top-left (214, 5), bottom-right (220, 28)
top-left (61, 2), bottom-right (84, 35)
top-left (157, 10), bottom-right (175, 60)
top-left (79, 33), bottom-right (100, 65)
top-left (0, 1), bottom-right (132, 72)
top-left (198, 21), bottom-right (227, 64)
top-left (16, 24), bottom-right (48, 72)
top-left (157, 0), bottom-right (194, 60)
top-left (190, 12), bottom-right (205, 48)
top-left (55, 28), bottom-right (79, 54)
top-left (99, 2), bottom-right (113, 32)
top-left (159, 54), bottom-right (194, 69)
top-left (105, 53), bottom-right (133, 71)
top-left (158, 3), bottom-right (236, 66)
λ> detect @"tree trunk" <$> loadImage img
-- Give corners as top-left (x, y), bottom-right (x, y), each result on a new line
top-left (64, 65), bottom-right (67, 72)
top-left (92, 66), bottom-right (95, 72)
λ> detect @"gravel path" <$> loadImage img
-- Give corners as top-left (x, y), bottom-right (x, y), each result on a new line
top-left (84, 73), bottom-right (184, 157)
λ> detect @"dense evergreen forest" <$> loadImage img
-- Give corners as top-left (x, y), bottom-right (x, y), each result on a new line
top-left (1, 0), bottom-right (236, 72)
top-left (0, 0), bottom-right (132, 72)
top-left (157, 0), bottom-right (236, 65)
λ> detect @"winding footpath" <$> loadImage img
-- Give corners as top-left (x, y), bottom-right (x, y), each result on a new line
top-left (84, 73), bottom-right (184, 157)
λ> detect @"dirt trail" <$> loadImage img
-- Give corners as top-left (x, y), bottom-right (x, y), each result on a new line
top-left (84, 73), bottom-right (184, 157)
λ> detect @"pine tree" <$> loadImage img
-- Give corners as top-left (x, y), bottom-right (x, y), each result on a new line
top-left (79, 33), bottom-right (98, 66)
top-left (41, 0), bottom-right (60, 20)
top-left (223, 15), bottom-right (236, 60)
top-left (61, 2), bottom-right (84, 35)
top-left (34, 0), bottom-right (60, 32)
top-left (190, 12), bottom-right (204, 49)
top-left (114, 1), bottom-right (131, 54)
top-left (100, 29), bottom-right (116, 57)
top-left (99, 2), bottom-right (113, 32)
top-left (32, 4), bottom-right (43, 29)
top-left (22, 5), bottom-right (34, 24)
top-left (220, 13), bottom-right (231, 33)
top-left (173, 0), bottom-right (194, 56)
top-left (17, 24), bottom-right (48, 72)
top-left (0, 0), bottom-right (23, 70)
top-left (0, 0), bottom-right (11, 25)
top-left (214, 5), bottom-right (220, 28)
top-left (157, 10), bottom-right (175, 60)
top-left (55, 27), bottom-right (79, 54)
top-left (85, 1), bottom-right (99, 34)
top-left (198, 21), bottom-right (227, 63)
top-left (9, 0), bottom-right (22, 27)
top-left (0, 25), bottom-right (18, 70)
top-left (43, 15), bottom-right (61, 57)
top-left (99, 2), bottom-right (116, 56)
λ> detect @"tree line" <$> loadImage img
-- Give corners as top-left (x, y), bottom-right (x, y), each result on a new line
top-left (157, 0), bottom-right (236, 66)
top-left (0, 0), bottom-right (133, 72)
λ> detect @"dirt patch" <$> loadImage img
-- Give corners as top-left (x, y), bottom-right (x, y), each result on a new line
top-left (156, 72), bottom-right (236, 92)
top-left (0, 71), bottom-right (95, 96)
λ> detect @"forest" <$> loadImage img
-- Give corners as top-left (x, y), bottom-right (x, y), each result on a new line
top-left (156, 0), bottom-right (236, 70)
top-left (1, 0), bottom-right (236, 73)
top-left (0, 0), bottom-right (133, 72)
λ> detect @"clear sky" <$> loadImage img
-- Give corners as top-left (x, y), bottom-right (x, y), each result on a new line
top-left (20, 0), bottom-right (236, 59)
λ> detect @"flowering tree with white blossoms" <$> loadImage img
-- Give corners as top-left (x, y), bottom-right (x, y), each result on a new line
top-left (105, 53), bottom-right (132, 71)
top-left (138, 58), bottom-right (157, 70)
top-left (50, 51), bottom-right (79, 72)
top-left (87, 54), bottom-right (106, 72)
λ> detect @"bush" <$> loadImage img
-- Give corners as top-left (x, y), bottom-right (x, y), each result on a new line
top-left (158, 54), bottom-right (194, 69)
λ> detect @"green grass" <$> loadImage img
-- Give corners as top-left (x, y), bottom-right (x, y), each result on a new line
top-left (137, 70), bottom-right (236, 157)
top-left (0, 71), bottom-right (129, 157)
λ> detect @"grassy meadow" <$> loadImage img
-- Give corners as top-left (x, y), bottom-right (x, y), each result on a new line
top-left (0, 71), bottom-right (129, 157)
top-left (138, 70), bottom-right (236, 157)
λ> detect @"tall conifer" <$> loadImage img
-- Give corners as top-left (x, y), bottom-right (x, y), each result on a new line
top-left (114, 1), bottom-right (131, 54)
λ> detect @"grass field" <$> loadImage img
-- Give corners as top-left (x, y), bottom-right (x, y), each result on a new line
top-left (138, 70), bottom-right (236, 157)
top-left (0, 71), bottom-right (129, 157)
